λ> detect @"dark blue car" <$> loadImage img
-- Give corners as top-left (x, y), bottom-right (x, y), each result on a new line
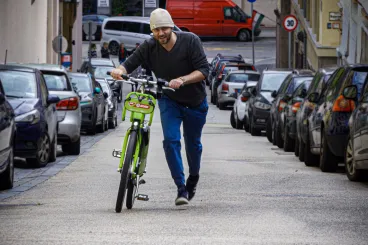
top-left (0, 79), bottom-right (16, 190)
top-left (0, 65), bottom-right (60, 168)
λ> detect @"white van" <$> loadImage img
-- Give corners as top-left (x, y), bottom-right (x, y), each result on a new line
top-left (100, 16), bottom-right (182, 55)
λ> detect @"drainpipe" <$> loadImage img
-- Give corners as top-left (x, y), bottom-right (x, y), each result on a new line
top-left (304, 30), bottom-right (307, 69)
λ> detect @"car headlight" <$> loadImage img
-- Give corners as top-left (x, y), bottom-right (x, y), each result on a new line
top-left (15, 109), bottom-right (40, 124)
top-left (254, 101), bottom-right (271, 110)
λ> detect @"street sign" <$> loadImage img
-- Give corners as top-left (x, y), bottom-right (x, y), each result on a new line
top-left (145, 0), bottom-right (156, 8)
top-left (52, 35), bottom-right (68, 53)
top-left (283, 15), bottom-right (298, 32)
top-left (83, 21), bottom-right (97, 35)
top-left (247, 0), bottom-right (256, 2)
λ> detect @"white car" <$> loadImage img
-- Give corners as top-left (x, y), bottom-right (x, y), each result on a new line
top-left (231, 81), bottom-right (257, 130)
top-left (218, 70), bottom-right (260, 110)
top-left (100, 16), bottom-right (182, 55)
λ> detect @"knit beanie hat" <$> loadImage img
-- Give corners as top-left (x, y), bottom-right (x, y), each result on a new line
top-left (150, 8), bottom-right (174, 30)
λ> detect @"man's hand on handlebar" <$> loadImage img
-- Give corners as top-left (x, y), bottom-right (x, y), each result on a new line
top-left (169, 78), bottom-right (184, 89)
top-left (111, 68), bottom-right (125, 80)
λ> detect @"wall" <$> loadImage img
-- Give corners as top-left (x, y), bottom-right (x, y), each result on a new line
top-left (234, 0), bottom-right (277, 27)
top-left (319, 0), bottom-right (341, 46)
top-left (0, 0), bottom-right (49, 63)
top-left (72, 0), bottom-right (84, 72)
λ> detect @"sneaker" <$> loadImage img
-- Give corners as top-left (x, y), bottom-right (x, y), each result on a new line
top-left (175, 186), bottom-right (189, 206)
top-left (186, 175), bottom-right (199, 201)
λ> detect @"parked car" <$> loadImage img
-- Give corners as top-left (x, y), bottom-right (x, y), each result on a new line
top-left (17, 64), bottom-right (81, 155)
top-left (166, 0), bottom-right (262, 41)
top-left (79, 58), bottom-right (116, 74)
top-left (230, 81), bottom-right (257, 130)
top-left (96, 79), bottom-right (119, 129)
top-left (270, 70), bottom-right (315, 147)
top-left (307, 65), bottom-right (368, 172)
top-left (344, 78), bottom-right (368, 181)
top-left (67, 72), bottom-right (108, 135)
top-left (208, 54), bottom-right (245, 85)
top-left (0, 79), bottom-right (16, 190)
top-left (282, 78), bottom-right (312, 152)
top-left (296, 67), bottom-right (336, 165)
top-left (217, 70), bottom-right (260, 109)
top-left (247, 69), bottom-right (293, 137)
top-left (211, 62), bottom-right (256, 104)
top-left (100, 16), bottom-right (182, 55)
top-left (0, 65), bottom-right (60, 167)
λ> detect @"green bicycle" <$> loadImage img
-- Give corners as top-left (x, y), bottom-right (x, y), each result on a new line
top-left (110, 72), bottom-right (174, 212)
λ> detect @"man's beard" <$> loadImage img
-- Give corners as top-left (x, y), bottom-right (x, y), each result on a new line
top-left (158, 30), bottom-right (172, 44)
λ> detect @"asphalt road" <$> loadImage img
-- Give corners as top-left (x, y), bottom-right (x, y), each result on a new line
top-left (2, 37), bottom-right (368, 244)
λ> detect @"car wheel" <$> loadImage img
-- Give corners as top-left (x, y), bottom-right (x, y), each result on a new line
top-left (109, 41), bottom-right (120, 55)
top-left (219, 102), bottom-right (226, 110)
top-left (283, 122), bottom-right (294, 152)
top-left (237, 29), bottom-right (250, 42)
top-left (276, 123), bottom-right (284, 148)
top-left (89, 111), bottom-right (97, 135)
top-left (0, 147), bottom-right (14, 190)
top-left (250, 117), bottom-right (261, 136)
top-left (272, 121), bottom-right (277, 146)
top-left (299, 137), bottom-right (305, 162)
top-left (304, 130), bottom-right (319, 166)
top-left (27, 133), bottom-right (51, 168)
top-left (230, 111), bottom-right (236, 128)
top-left (243, 116), bottom-right (250, 133)
top-left (345, 136), bottom-right (366, 181)
top-left (97, 112), bottom-right (105, 133)
top-left (266, 119), bottom-right (272, 143)
top-left (49, 132), bottom-right (57, 162)
top-left (64, 137), bottom-right (81, 156)
top-left (319, 130), bottom-right (339, 172)
top-left (294, 136), bottom-right (299, 157)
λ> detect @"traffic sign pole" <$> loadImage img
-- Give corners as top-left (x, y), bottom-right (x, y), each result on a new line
top-left (282, 15), bottom-right (298, 69)
top-left (251, 2), bottom-right (255, 65)
top-left (88, 21), bottom-right (92, 66)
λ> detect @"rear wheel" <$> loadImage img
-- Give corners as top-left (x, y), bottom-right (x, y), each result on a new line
top-left (109, 41), bottom-right (120, 55)
top-left (299, 137), bottom-right (305, 162)
top-left (230, 111), bottom-right (236, 128)
top-left (244, 116), bottom-right (250, 132)
top-left (0, 147), bottom-right (14, 190)
top-left (304, 130), bottom-right (319, 166)
top-left (294, 136), bottom-right (299, 157)
top-left (345, 136), bottom-right (366, 181)
top-left (283, 123), bottom-right (294, 152)
top-left (266, 119), bottom-right (273, 143)
top-left (319, 130), bottom-right (339, 172)
top-left (115, 130), bottom-right (138, 213)
top-left (276, 124), bottom-right (284, 148)
top-left (250, 117), bottom-right (261, 136)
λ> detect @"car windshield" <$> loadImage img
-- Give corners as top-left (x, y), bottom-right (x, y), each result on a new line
top-left (94, 66), bottom-right (114, 79)
top-left (0, 70), bottom-right (37, 98)
top-left (228, 74), bottom-right (260, 82)
top-left (69, 76), bottom-right (91, 93)
top-left (260, 73), bottom-right (290, 91)
top-left (99, 81), bottom-right (111, 96)
top-left (43, 73), bottom-right (71, 91)
top-left (290, 77), bottom-right (314, 93)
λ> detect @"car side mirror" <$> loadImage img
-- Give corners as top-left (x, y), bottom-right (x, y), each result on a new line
top-left (282, 94), bottom-right (292, 102)
top-left (94, 87), bottom-right (101, 94)
top-left (343, 85), bottom-right (358, 100)
top-left (103, 92), bottom-right (109, 99)
top-left (0, 93), bottom-right (5, 104)
top-left (271, 90), bottom-right (277, 98)
top-left (251, 87), bottom-right (257, 96)
top-left (47, 95), bottom-right (60, 104)
top-left (307, 92), bottom-right (319, 103)
top-left (242, 91), bottom-right (251, 98)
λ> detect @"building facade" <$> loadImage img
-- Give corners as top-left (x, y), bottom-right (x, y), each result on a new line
top-left (0, 0), bottom-right (83, 72)
top-left (337, 0), bottom-right (368, 65)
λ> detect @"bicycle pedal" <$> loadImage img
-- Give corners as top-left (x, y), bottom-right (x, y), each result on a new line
top-left (139, 179), bottom-right (146, 185)
top-left (137, 194), bottom-right (149, 201)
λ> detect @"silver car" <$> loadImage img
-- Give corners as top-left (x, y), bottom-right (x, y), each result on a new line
top-left (217, 70), bottom-right (260, 110)
top-left (19, 64), bottom-right (82, 155)
top-left (100, 16), bottom-right (182, 55)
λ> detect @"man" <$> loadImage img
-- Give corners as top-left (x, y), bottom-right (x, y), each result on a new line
top-left (111, 8), bottom-right (209, 206)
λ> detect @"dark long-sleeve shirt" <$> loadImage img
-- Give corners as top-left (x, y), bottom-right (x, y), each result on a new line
top-left (122, 31), bottom-right (209, 107)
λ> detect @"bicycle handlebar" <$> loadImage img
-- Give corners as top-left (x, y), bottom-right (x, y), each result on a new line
top-left (106, 72), bottom-right (176, 91)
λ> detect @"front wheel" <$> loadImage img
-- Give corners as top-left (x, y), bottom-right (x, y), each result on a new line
top-left (116, 130), bottom-right (138, 213)
top-left (237, 29), bottom-right (250, 42)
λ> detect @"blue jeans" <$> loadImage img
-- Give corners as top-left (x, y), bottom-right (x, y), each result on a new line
top-left (158, 96), bottom-right (208, 188)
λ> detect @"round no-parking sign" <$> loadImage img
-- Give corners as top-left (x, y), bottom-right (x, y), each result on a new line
top-left (283, 15), bottom-right (298, 32)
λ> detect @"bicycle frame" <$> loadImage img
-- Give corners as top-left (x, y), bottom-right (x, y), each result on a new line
top-left (118, 84), bottom-right (157, 179)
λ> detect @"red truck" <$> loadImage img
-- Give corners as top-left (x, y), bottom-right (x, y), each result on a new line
top-left (165, 0), bottom-right (262, 41)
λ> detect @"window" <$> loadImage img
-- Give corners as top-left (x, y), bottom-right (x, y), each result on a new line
top-left (278, 75), bottom-right (292, 94)
top-left (344, 69), bottom-right (368, 100)
top-left (287, 77), bottom-right (313, 94)
top-left (361, 81), bottom-right (368, 102)
top-left (43, 73), bottom-right (71, 91)
top-left (324, 68), bottom-right (346, 101)
top-left (69, 76), bottom-right (91, 93)
top-left (223, 7), bottom-right (243, 22)
top-left (142, 24), bottom-right (151, 35)
top-left (0, 71), bottom-right (37, 99)
top-left (260, 73), bottom-right (290, 92)
top-left (39, 74), bottom-right (49, 106)
top-left (224, 7), bottom-right (233, 20)
top-left (123, 22), bottom-right (141, 33)
top-left (307, 72), bottom-right (323, 94)
top-left (105, 21), bottom-right (122, 31)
